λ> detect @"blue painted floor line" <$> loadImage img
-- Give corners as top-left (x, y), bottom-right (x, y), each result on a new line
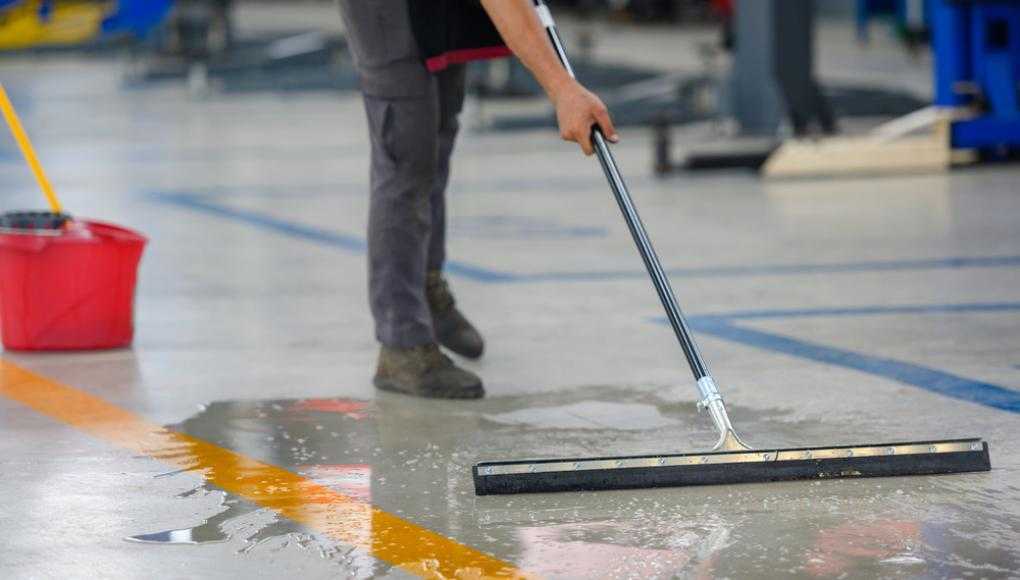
top-left (153, 191), bottom-right (1020, 285)
top-left (152, 192), bottom-right (514, 282)
top-left (153, 192), bottom-right (368, 252)
top-left (512, 256), bottom-right (1020, 283)
top-left (700, 302), bottom-right (1020, 321)
top-left (658, 303), bottom-right (1020, 414)
top-left (157, 188), bottom-right (1020, 412)
top-left (691, 319), bottom-right (1020, 413)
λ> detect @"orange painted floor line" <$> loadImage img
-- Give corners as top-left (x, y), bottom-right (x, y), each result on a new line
top-left (0, 359), bottom-right (525, 579)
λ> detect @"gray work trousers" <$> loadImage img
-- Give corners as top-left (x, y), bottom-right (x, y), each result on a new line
top-left (338, 0), bottom-right (467, 348)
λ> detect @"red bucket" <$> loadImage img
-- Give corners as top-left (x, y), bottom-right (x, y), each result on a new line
top-left (0, 219), bottom-right (146, 351)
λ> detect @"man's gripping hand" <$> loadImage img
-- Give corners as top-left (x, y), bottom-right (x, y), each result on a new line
top-left (552, 80), bottom-right (618, 156)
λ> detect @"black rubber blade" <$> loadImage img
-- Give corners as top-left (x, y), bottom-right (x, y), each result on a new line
top-left (473, 438), bottom-right (990, 495)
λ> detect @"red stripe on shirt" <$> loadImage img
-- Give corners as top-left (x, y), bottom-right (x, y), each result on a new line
top-left (425, 46), bottom-right (512, 72)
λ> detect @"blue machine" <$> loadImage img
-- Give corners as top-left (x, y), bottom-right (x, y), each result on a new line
top-left (933, 0), bottom-right (1020, 150)
top-left (102, 0), bottom-right (174, 40)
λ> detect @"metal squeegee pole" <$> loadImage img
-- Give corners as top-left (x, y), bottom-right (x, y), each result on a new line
top-left (534, 0), bottom-right (707, 381)
top-left (534, 0), bottom-right (750, 451)
top-left (593, 132), bottom-right (714, 378)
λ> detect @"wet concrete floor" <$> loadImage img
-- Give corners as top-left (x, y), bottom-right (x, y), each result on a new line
top-left (2, 4), bottom-right (1019, 578)
top-left (116, 389), bottom-right (1017, 578)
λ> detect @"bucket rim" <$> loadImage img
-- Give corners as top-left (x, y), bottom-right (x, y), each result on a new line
top-left (0, 226), bottom-right (65, 237)
top-left (0, 220), bottom-right (147, 254)
top-left (0, 219), bottom-right (147, 243)
top-left (80, 219), bottom-right (148, 243)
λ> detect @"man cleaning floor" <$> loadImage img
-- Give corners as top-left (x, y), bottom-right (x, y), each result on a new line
top-left (338, 0), bottom-right (617, 399)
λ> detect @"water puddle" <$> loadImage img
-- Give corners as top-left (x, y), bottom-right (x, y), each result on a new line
top-left (484, 400), bottom-right (679, 430)
top-left (123, 385), bottom-right (1020, 577)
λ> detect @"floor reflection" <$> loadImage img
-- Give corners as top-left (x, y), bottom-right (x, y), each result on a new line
top-left (125, 388), bottom-right (1019, 578)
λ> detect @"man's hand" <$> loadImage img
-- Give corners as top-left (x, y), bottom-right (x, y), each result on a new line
top-left (552, 80), bottom-right (618, 156)
top-left (479, 0), bottom-right (619, 156)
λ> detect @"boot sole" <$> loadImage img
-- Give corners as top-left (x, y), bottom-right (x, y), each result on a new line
top-left (374, 376), bottom-right (484, 400)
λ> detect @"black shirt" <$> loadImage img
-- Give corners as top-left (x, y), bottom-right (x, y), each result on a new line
top-left (407, 0), bottom-right (511, 72)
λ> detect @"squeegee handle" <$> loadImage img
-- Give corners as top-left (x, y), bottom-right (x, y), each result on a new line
top-left (533, 0), bottom-right (710, 381)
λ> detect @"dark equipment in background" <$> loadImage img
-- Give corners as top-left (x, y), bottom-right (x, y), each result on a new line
top-left (774, 0), bottom-right (837, 137)
top-left (170, 0), bottom-right (233, 62)
top-left (470, 0), bottom-right (720, 104)
top-left (857, 0), bottom-right (931, 48)
top-left (550, 0), bottom-right (718, 23)
top-left (468, 0), bottom-right (673, 101)
top-left (484, 0), bottom-right (925, 150)
top-left (655, 0), bottom-right (838, 174)
top-left (129, 0), bottom-right (356, 94)
top-left (657, 0), bottom-right (1020, 178)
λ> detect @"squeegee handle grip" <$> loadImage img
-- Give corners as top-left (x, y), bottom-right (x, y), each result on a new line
top-left (533, 0), bottom-right (710, 380)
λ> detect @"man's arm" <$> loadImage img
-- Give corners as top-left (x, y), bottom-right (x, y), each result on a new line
top-left (480, 0), bottom-right (618, 156)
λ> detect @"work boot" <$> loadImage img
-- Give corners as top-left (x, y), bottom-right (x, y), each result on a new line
top-left (374, 343), bottom-right (484, 399)
top-left (426, 271), bottom-right (485, 359)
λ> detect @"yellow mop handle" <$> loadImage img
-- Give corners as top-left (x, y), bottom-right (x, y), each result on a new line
top-left (0, 83), bottom-right (63, 214)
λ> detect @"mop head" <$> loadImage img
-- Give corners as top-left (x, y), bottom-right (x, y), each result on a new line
top-left (473, 438), bottom-right (990, 495)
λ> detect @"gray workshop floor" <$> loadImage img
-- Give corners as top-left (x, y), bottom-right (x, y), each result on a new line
top-left (1, 6), bottom-right (1018, 579)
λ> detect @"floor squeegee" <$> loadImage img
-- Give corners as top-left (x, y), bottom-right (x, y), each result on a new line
top-left (472, 0), bottom-right (991, 495)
